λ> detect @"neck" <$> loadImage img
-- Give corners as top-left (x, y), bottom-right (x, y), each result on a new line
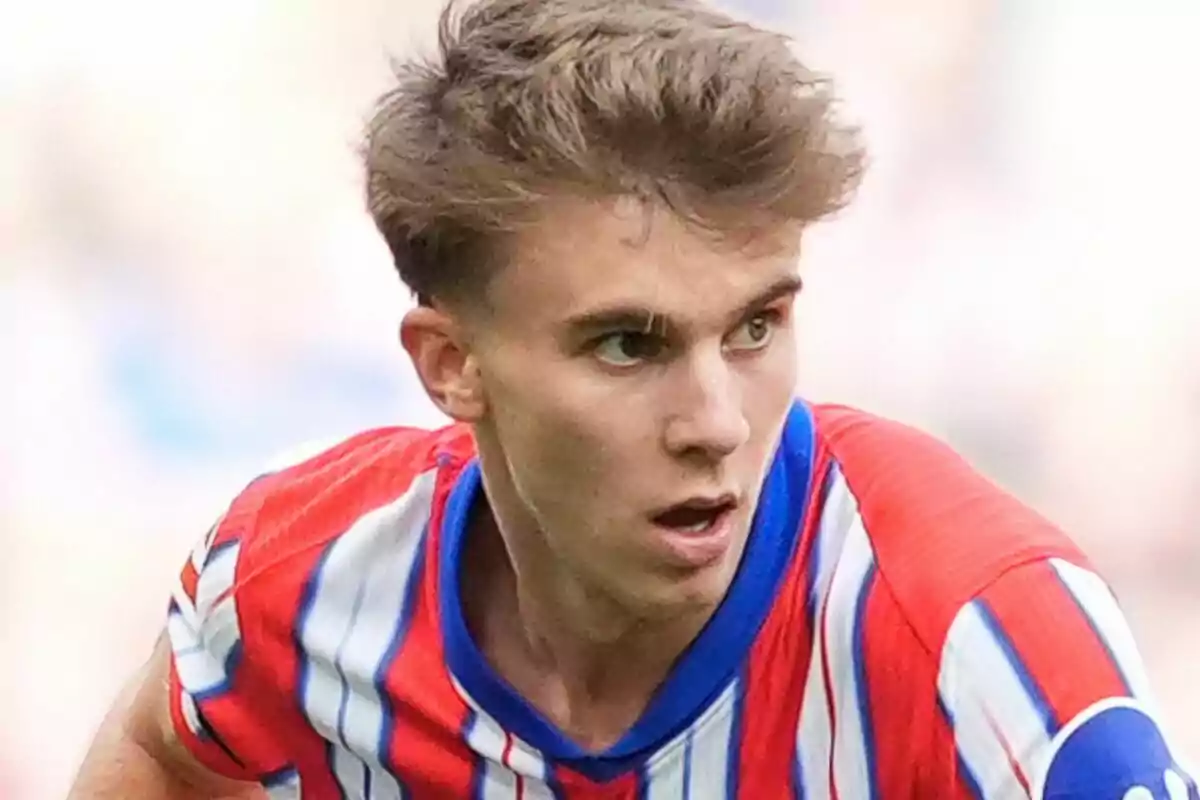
top-left (509, 525), bottom-right (713, 693)
top-left (461, 465), bottom-right (717, 750)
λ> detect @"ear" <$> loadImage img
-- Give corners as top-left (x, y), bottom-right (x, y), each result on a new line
top-left (400, 306), bottom-right (486, 423)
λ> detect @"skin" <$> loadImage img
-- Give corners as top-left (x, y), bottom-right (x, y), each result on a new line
top-left (403, 196), bottom-right (804, 749)
top-left (66, 195), bottom-right (805, 795)
top-left (67, 635), bottom-right (264, 798)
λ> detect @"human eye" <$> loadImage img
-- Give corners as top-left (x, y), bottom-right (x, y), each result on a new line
top-left (591, 331), bottom-right (669, 368)
top-left (724, 309), bottom-right (782, 354)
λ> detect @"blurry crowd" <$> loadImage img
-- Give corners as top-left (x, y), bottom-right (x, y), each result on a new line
top-left (1, 0), bottom-right (1197, 796)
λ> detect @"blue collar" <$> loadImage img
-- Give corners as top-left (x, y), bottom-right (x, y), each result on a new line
top-left (439, 403), bottom-right (814, 779)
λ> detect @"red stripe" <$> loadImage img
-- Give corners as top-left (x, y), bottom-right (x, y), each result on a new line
top-left (180, 559), bottom-right (200, 605)
top-left (977, 560), bottom-right (1130, 729)
top-left (813, 404), bottom-right (1085, 656)
top-left (167, 659), bottom-right (257, 781)
top-left (931, 711), bottom-right (985, 799)
top-left (554, 767), bottom-right (639, 799)
top-left (384, 467), bottom-right (477, 796)
top-left (857, 577), bottom-right (945, 797)
top-left (736, 451), bottom-right (832, 798)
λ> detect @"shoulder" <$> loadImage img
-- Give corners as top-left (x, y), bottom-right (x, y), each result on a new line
top-left (228, 423), bottom-right (470, 555)
top-left (167, 423), bottom-right (473, 776)
top-left (807, 402), bottom-right (1086, 650)
top-left (191, 422), bottom-right (473, 630)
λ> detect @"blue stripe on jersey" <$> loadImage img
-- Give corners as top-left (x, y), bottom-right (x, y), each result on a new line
top-left (191, 640), bottom-right (243, 703)
top-left (935, 696), bottom-right (987, 799)
top-left (294, 526), bottom-right (419, 800)
top-left (976, 600), bottom-right (1057, 737)
top-left (439, 402), bottom-right (816, 780)
top-left (376, 531), bottom-right (424, 791)
top-left (852, 562), bottom-right (880, 800)
top-left (293, 543), bottom-right (349, 800)
top-left (333, 573), bottom-right (371, 758)
top-left (294, 542), bottom-right (335, 707)
top-left (804, 462), bottom-right (839, 630)
top-left (956, 751), bottom-right (986, 799)
top-left (260, 766), bottom-right (299, 788)
top-left (635, 763), bottom-right (650, 800)
top-left (168, 599), bottom-right (207, 660)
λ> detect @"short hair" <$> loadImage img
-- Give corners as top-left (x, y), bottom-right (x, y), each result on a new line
top-left (364, 0), bottom-right (865, 307)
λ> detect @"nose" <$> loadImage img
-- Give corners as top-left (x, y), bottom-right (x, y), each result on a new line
top-left (661, 353), bottom-right (751, 461)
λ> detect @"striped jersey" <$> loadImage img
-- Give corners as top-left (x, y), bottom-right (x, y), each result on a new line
top-left (166, 402), bottom-right (1195, 798)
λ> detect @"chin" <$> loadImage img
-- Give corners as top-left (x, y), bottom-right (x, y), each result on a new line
top-left (631, 552), bottom-right (741, 618)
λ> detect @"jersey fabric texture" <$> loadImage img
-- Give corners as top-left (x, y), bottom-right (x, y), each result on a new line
top-left (166, 402), bottom-right (1195, 799)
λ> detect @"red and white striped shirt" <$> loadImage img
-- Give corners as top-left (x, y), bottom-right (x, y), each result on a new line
top-left (167, 403), bottom-right (1194, 798)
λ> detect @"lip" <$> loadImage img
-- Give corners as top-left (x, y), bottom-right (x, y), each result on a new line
top-left (649, 498), bottom-right (739, 569)
top-left (649, 492), bottom-right (739, 520)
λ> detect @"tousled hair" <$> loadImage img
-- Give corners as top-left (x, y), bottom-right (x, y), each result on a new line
top-left (364, 0), bottom-right (865, 306)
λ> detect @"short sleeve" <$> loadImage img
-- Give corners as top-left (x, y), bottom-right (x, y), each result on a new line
top-left (165, 512), bottom-right (261, 780)
top-left (937, 557), bottom-right (1197, 799)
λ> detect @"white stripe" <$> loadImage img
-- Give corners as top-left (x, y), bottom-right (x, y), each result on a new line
top-left (466, 712), bottom-right (520, 800)
top-left (794, 468), bottom-right (857, 800)
top-left (168, 542), bottom-right (242, 698)
top-left (1048, 559), bottom-right (1153, 701)
top-left (298, 471), bottom-right (435, 799)
top-left (462, 701), bottom-right (556, 799)
top-left (170, 581), bottom-right (199, 629)
top-left (687, 678), bottom-right (738, 797)
top-left (937, 646), bottom-right (1025, 800)
top-left (941, 600), bottom-right (1055, 795)
top-left (1048, 560), bottom-right (1200, 781)
top-left (179, 691), bottom-right (203, 738)
top-left (809, 468), bottom-right (856, 614)
top-left (824, 512), bottom-right (877, 797)
top-left (643, 750), bottom-right (687, 800)
top-left (521, 779), bottom-right (557, 800)
top-left (171, 529), bottom-right (234, 628)
top-left (795, 622), bottom-right (833, 800)
top-left (640, 679), bottom-right (740, 799)
top-left (194, 543), bottom-right (238, 616)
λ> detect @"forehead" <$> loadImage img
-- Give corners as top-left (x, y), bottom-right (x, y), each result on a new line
top-left (490, 197), bottom-right (803, 326)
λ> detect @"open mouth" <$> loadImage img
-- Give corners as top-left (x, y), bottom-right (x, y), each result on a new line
top-left (651, 497), bottom-right (737, 535)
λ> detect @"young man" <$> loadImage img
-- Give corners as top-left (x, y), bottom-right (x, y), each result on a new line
top-left (69, 0), bottom-right (1194, 798)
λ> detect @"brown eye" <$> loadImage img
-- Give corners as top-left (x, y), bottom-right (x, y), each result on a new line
top-left (593, 332), bottom-right (667, 367)
top-left (725, 312), bottom-right (777, 353)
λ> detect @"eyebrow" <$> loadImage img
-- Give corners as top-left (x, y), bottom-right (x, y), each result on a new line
top-left (561, 274), bottom-right (803, 339)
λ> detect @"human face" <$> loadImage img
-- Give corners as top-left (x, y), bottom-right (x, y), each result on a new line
top-left (467, 197), bottom-right (802, 615)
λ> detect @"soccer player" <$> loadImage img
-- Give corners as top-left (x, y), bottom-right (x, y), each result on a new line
top-left (69, 0), bottom-right (1194, 798)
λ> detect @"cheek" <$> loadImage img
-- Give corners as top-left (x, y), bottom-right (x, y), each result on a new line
top-left (487, 368), bottom-right (612, 484)
top-left (746, 339), bottom-right (799, 402)
top-left (489, 369), bottom-right (651, 520)
top-left (740, 345), bottom-right (799, 443)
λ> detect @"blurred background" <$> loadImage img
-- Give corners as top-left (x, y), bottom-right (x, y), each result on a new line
top-left (1, 0), bottom-right (1197, 795)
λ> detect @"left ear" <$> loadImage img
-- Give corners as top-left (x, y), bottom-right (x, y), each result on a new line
top-left (400, 306), bottom-right (486, 423)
